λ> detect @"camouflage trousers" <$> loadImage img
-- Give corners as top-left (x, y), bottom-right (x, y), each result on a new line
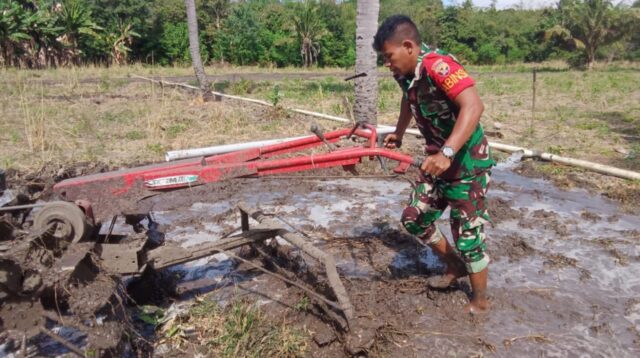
top-left (401, 171), bottom-right (492, 273)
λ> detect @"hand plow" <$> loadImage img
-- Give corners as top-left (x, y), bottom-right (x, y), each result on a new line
top-left (0, 123), bottom-right (423, 355)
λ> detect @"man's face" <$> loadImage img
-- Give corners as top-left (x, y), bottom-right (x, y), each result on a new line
top-left (381, 40), bottom-right (417, 78)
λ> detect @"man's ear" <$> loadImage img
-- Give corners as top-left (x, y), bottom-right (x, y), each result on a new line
top-left (402, 40), bottom-right (416, 54)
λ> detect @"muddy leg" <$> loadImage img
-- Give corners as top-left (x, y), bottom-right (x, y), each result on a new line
top-left (464, 267), bottom-right (490, 314)
top-left (426, 236), bottom-right (468, 289)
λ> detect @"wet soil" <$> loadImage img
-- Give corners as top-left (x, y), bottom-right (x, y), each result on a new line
top-left (514, 160), bottom-right (640, 212)
top-left (3, 142), bottom-right (640, 356)
top-left (142, 166), bottom-right (640, 357)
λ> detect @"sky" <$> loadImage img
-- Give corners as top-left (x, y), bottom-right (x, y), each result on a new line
top-left (442, 0), bottom-right (634, 10)
top-left (443, 0), bottom-right (555, 9)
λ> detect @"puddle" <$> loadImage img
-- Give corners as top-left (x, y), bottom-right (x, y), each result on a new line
top-left (148, 166), bottom-right (639, 355)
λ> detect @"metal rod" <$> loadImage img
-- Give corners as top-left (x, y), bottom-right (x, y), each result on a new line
top-left (0, 203), bottom-right (45, 212)
top-left (244, 174), bottom-right (400, 180)
top-left (237, 202), bottom-right (354, 322)
top-left (219, 248), bottom-right (343, 311)
top-left (104, 215), bottom-right (117, 243)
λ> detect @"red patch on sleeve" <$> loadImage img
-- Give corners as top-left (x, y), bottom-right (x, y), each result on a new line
top-left (423, 53), bottom-right (475, 100)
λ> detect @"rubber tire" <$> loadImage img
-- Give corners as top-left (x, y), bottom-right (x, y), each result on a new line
top-left (33, 201), bottom-right (91, 243)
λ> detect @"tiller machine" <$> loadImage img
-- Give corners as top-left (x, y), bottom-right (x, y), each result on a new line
top-left (0, 123), bottom-right (422, 354)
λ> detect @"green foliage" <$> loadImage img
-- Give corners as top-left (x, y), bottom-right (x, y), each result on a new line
top-left (477, 43), bottom-right (502, 65)
top-left (125, 130), bottom-right (146, 140)
top-left (137, 305), bottom-right (165, 327)
top-left (166, 123), bottom-right (188, 138)
top-left (544, 0), bottom-right (638, 68)
top-left (159, 22), bottom-right (190, 64)
top-left (2, 0), bottom-right (639, 68)
top-left (292, 0), bottom-right (326, 67)
top-left (268, 84), bottom-right (282, 106)
top-left (146, 142), bottom-right (165, 155)
top-left (293, 295), bottom-right (310, 312)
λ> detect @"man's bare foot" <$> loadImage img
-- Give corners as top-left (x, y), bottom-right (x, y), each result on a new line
top-left (427, 258), bottom-right (467, 289)
top-left (463, 297), bottom-right (490, 315)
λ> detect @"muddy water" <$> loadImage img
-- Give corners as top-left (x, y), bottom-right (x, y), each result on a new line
top-left (148, 166), bottom-right (639, 356)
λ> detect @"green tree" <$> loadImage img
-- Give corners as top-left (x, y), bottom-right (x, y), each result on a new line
top-left (545, 0), bottom-right (634, 69)
top-left (292, 1), bottom-right (325, 67)
top-left (105, 21), bottom-right (140, 64)
top-left (204, 0), bottom-right (230, 30)
top-left (24, 4), bottom-right (65, 68)
top-left (55, 0), bottom-right (102, 64)
top-left (220, 4), bottom-right (266, 65)
top-left (0, 1), bottom-right (33, 66)
top-left (85, 0), bottom-right (152, 61)
top-left (158, 22), bottom-right (190, 63)
top-left (316, 0), bottom-right (355, 67)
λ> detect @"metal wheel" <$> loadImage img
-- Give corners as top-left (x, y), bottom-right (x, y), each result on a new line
top-left (33, 201), bottom-right (91, 243)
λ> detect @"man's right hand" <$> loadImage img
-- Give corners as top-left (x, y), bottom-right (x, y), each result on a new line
top-left (383, 133), bottom-right (403, 149)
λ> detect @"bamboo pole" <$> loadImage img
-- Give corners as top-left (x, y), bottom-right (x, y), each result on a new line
top-left (133, 75), bottom-right (640, 181)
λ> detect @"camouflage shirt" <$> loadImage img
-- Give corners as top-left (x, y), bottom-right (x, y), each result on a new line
top-left (396, 44), bottom-right (495, 181)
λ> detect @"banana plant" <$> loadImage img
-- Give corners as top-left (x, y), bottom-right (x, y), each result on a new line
top-left (106, 21), bottom-right (140, 65)
top-left (0, 1), bottom-right (32, 66)
top-left (54, 0), bottom-right (102, 62)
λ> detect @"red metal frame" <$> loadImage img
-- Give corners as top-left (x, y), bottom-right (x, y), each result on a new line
top-left (53, 124), bottom-right (417, 216)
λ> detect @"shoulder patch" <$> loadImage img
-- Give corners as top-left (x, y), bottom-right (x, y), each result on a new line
top-left (431, 59), bottom-right (450, 77)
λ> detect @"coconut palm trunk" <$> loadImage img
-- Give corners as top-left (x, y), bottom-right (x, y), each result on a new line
top-left (354, 0), bottom-right (379, 125)
top-left (184, 0), bottom-right (209, 93)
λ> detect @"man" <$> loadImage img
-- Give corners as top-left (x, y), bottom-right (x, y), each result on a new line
top-left (373, 15), bottom-right (494, 314)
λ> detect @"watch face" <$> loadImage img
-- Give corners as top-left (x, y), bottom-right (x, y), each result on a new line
top-left (442, 146), bottom-right (454, 158)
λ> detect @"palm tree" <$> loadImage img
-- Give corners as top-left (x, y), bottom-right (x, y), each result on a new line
top-left (184, 0), bottom-right (209, 94)
top-left (354, 0), bottom-right (379, 125)
top-left (545, 0), bottom-right (633, 69)
top-left (293, 1), bottom-right (325, 68)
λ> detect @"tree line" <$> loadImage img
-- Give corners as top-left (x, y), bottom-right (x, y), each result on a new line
top-left (1, 0), bottom-right (639, 69)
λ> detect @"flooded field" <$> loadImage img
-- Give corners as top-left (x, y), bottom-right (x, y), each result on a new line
top-left (1, 155), bottom-right (639, 357)
top-left (138, 165), bottom-right (640, 356)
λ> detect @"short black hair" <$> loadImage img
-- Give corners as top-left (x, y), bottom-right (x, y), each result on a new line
top-left (373, 15), bottom-right (421, 52)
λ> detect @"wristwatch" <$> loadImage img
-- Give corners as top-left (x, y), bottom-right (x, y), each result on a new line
top-left (441, 145), bottom-right (455, 160)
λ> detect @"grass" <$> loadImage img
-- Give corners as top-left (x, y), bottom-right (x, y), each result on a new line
top-left (160, 297), bottom-right (308, 357)
top-left (1, 62), bottom-right (639, 176)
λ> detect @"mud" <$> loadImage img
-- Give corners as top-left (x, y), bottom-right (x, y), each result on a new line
top-left (514, 160), bottom-right (640, 212)
top-left (3, 151), bottom-right (640, 356)
top-left (138, 165), bottom-right (640, 356)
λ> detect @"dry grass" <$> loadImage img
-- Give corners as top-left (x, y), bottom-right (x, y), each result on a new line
top-left (0, 63), bottom-right (347, 83)
top-left (1, 63), bottom-right (638, 179)
top-left (0, 69), bottom-right (344, 171)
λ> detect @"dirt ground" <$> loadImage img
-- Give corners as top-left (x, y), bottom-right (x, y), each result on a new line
top-left (133, 151), bottom-right (639, 357)
top-left (2, 67), bottom-right (640, 356)
top-left (2, 132), bottom-right (639, 356)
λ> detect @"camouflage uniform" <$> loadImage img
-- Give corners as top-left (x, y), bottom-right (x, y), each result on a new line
top-left (396, 44), bottom-right (495, 273)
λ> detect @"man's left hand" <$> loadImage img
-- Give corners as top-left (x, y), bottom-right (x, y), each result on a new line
top-left (420, 152), bottom-right (452, 177)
